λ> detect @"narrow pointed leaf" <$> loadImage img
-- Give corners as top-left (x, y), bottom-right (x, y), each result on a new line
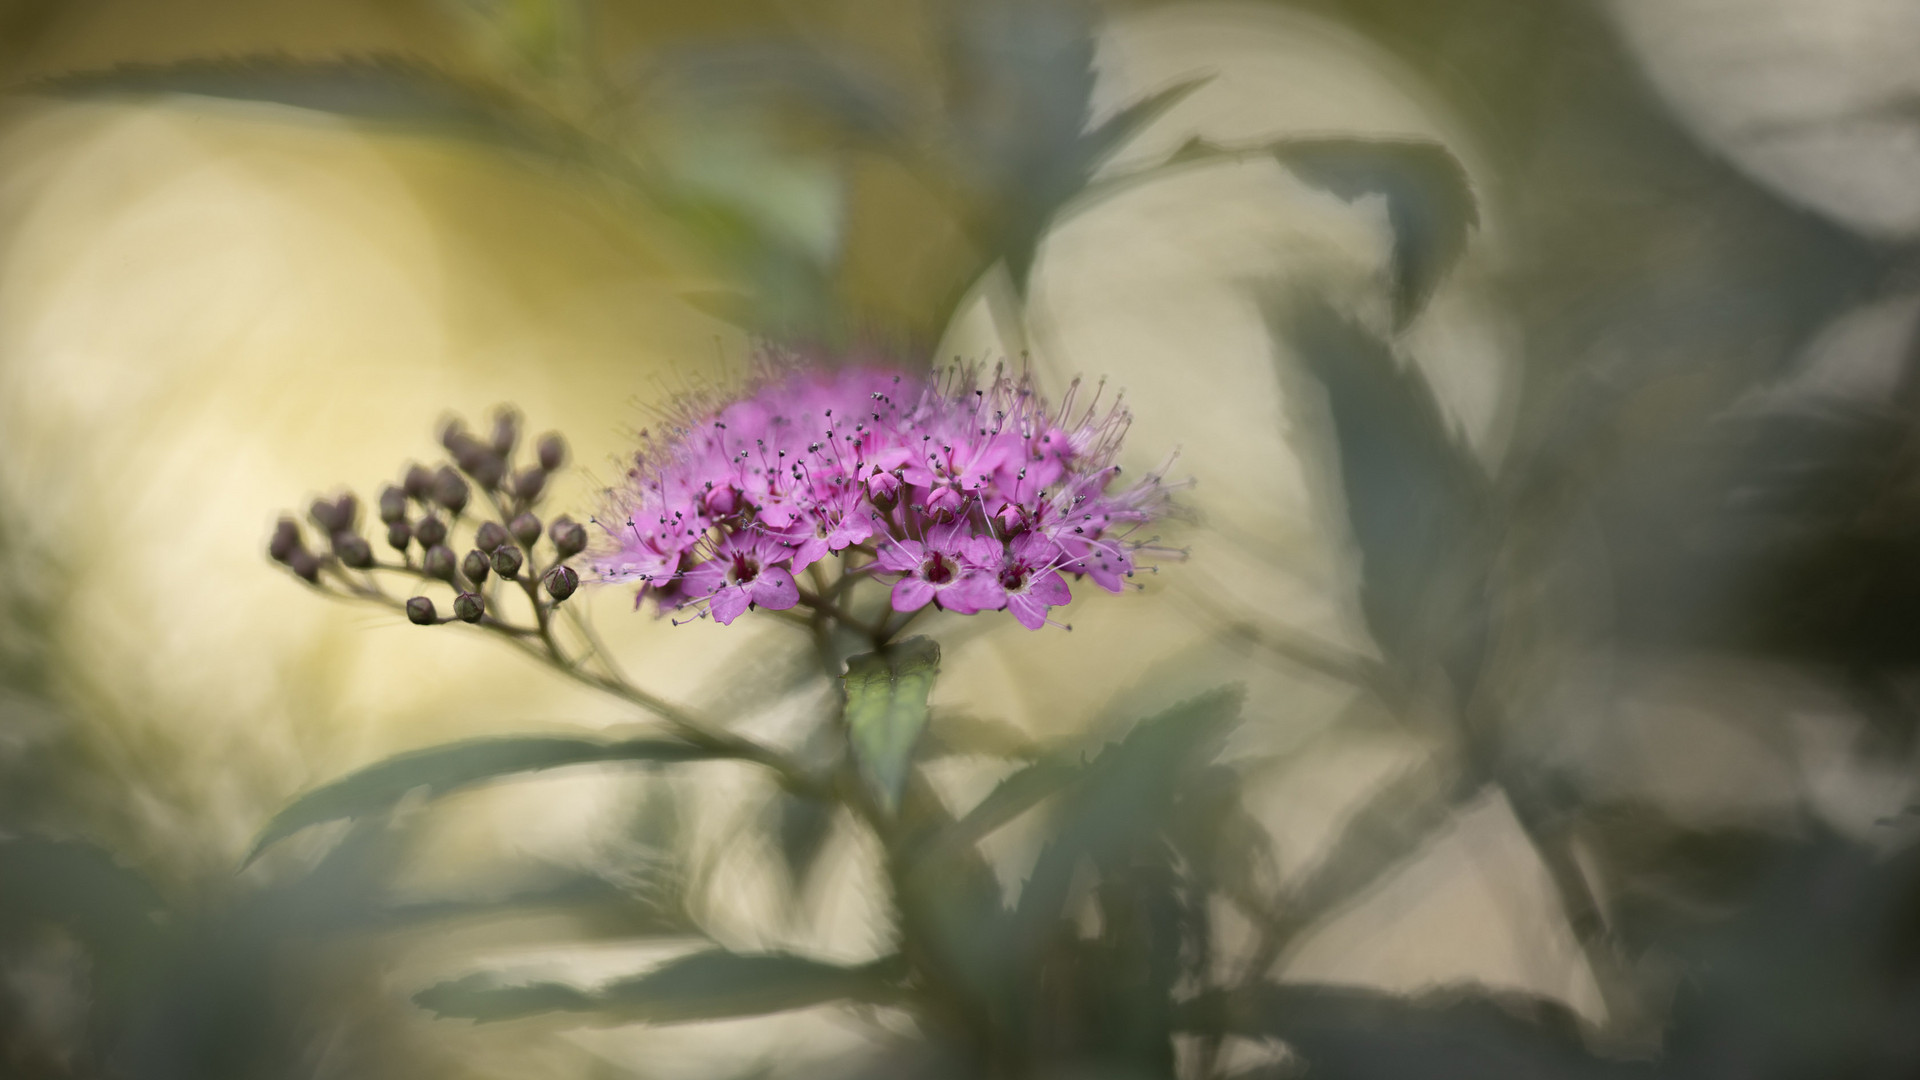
top-left (841, 636), bottom-right (940, 814)
top-left (415, 949), bottom-right (903, 1024)
top-left (247, 736), bottom-right (722, 863)
top-left (1271, 300), bottom-right (1490, 685)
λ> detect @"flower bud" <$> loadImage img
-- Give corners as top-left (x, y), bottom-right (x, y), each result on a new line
top-left (490, 409), bottom-right (520, 456)
top-left (474, 521), bottom-right (509, 552)
top-left (537, 432), bottom-right (567, 471)
top-left (548, 516), bottom-right (587, 558)
top-left (453, 591), bottom-right (485, 623)
top-left (462, 549), bottom-right (491, 584)
top-left (309, 496), bottom-right (349, 533)
top-left (423, 544), bottom-right (457, 582)
top-left (289, 549), bottom-right (321, 583)
top-left (431, 466), bottom-right (470, 514)
top-left (386, 520), bottom-right (412, 551)
top-left (491, 544), bottom-right (524, 578)
top-left (439, 418), bottom-right (468, 453)
top-left (543, 564), bottom-right (578, 602)
top-left (268, 517), bottom-right (303, 563)
top-left (415, 515), bottom-right (448, 548)
top-left (406, 596), bottom-right (437, 625)
top-left (509, 512), bottom-right (542, 547)
top-left (468, 452), bottom-right (506, 492)
top-left (378, 485), bottom-right (408, 523)
top-left (333, 531), bottom-right (374, 569)
top-left (403, 463), bottom-right (434, 499)
top-left (511, 468), bottom-right (546, 502)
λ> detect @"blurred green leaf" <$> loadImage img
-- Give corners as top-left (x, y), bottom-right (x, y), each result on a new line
top-left (0, 836), bottom-right (168, 964)
top-left (1271, 300), bottom-right (1491, 690)
top-left (841, 636), bottom-right (941, 815)
top-left (769, 789), bottom-right (837, 894)
top-left (1011, 687), bottom-right (1242, 947)
top-left (939, 0), bottom-right (1204, 292)
top-left (247, 735), bottom-right (722, 863)
top-left (1270, 138), bottom-right (1479, 329)
top-left (1080, 136), bottom-right (1477, 327)
top-left (414, 949), bottom-right (904, 1024)
top-left (1181, 981), bottom-right (1642, 1079)
top-left (19, 54), bottom-right (567, 153)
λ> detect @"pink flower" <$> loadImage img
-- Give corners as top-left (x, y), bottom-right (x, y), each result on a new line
top-left (875, 520), bottom-right (1006, 615)
top-left (998, 531), bottom-right (1074, 630)
top-left (590, 354), bottom-right (1180, 629)
top-left (677, 531), bottom-right (800, 625)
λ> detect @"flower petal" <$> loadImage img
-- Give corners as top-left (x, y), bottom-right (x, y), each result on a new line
top-left (891, 577), bottom-right (936, 612)
top-left (751, 566), bottom-right (800, 611)
top-left (709, 585), bottom-right (753, 625)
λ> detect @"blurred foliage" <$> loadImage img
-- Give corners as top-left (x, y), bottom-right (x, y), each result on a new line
top-left (5, 0), bottom-right (1920, 1078)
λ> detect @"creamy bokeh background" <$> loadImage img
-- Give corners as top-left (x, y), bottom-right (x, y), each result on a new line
top-left (3, 1), bottom-right (1917, 1076)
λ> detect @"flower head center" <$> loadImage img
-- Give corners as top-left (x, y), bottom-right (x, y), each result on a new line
top-left (728, 553), bottom-right (761, 586)
top-left (923, 552), bottom-right (954, 585)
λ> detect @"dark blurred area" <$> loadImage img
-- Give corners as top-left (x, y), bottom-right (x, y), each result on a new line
top-left (4, 0), bottom-right (1920, 1077)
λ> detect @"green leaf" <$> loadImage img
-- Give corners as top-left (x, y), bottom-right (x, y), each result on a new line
top-left (1179, 982), bottom-right (1643, 1080)
top-left (1010, 687), bottom-right (1243, 944)
top-left (247, 735), bottom-right (722, 864)
top-left (0, 837), bottom-right (168, 962)
top-left (1270, 299), bottom-right (1491, 689)
top-left (414, 949), bottom-right (904, 1024)
top-left (20, 54), bottom-right (566, 155)
top-left (1080, 135), bottom-right (1477, 327)
top-left (1271, 138), bottom-right (1479, 329)
top-left (841, 636), bottom-right (941, 815)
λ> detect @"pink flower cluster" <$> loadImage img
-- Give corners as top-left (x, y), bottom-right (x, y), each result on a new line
top-left (591, 363), bottom-right (1177, 629)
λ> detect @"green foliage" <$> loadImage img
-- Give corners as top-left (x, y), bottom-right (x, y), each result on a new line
top-left (841, 636), bottom-right (941, 815)
top-left (247, 735), bottom-right (722, 863)
top-left (1272, 300), bottom-right (1491, 692)
top-left (1182, 982), bottom-right (1645, 1080)
top-left (414, 948), bottom-right (905, 1024)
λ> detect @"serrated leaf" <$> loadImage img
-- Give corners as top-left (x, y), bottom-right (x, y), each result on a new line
top-left (415, 949), bottom-right (903, 1024)
top-left (841, 636), bottom-right (941, 815)
top-left (21, 54), bottom-right (565, 154)
top-left (247, 735), bottom-right (722, 864)
top-left (1272, 300), bottom-right (1491, 688)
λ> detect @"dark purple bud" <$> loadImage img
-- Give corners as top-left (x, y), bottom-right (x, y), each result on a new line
top-left (491, 544), bottom-right (523, 578)
top-left (508, 512), bottom-right (542, 547)
top-left (431, 466), bottom-right (470, 514)
top-left (438, 418), bottom-right (468, 454)
top-left (415, 515), bottom-right (448, 548)
top-left (403, 463), bottom-right (435, 499)
top-left (536, 432), bottom-right (567, 471)
top-left (542, 564), bottom-right (578, 602)
top-left (289, 549), bottom-right (321, 584)
top-left (386, 520), bottom-right (412, 551)
top-left (332, 494), bottom-right (359, 528)
top-left (548, 516), bottom-right (586, 558)
top-left (462, 549), bottom-right (491, 584)
top-left (378, 485), bottom-right (408, 523)
top-left (423, 544), bottom-right (457, 582)
top-left (268, 517), bottom-right (303, 563)
top-left (511, 468), bottom-right (546, 502)
top-left (309, 497), bottom-right (348, 533)
top-left (406, 596), bottom-right (437, 625)
top-left (474, 521), bottom-right (509, 552)
top-left (332, 531), bottom-right (373, 569)
top-left (489, 409), bottom-right (520, 456)
top-left (453, 592), bottom-right (485, 623)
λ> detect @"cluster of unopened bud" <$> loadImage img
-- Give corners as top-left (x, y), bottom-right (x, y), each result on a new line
top-left (267, 406), bottom-right (585, 631)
